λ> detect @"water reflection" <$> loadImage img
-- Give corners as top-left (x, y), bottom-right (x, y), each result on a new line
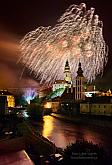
top-left (42, 116), bottom-right (54, 138)
top-left (41, 115), bottom-right (112, 153)
top-left (83, 130), bottom-right (101, 144)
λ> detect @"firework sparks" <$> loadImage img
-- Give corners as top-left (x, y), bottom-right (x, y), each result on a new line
top-left (23, 88), bottom-right (37, 104)
top-left (20, 3), bottom-right (108, 85)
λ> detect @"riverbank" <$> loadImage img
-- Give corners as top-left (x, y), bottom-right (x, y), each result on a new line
top-left (18, 121), bottom-right (62, 155)
top-left (0, 121), bottom-right (63, 164)
top-left (51, 113), bottom-right (112, 128)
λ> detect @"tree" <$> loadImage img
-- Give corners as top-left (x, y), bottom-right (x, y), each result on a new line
top-left (61, 139), bottom-right (112, 165)
top-left (15, 95), bottom-right (28, 107)
top-left (27, 103), bottom-right (43, 121)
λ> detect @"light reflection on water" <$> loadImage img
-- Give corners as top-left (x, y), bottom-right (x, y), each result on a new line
top-left (41, 115), bottom-right (111, 151)
top-left (42, 116), bottom-right (54, 138)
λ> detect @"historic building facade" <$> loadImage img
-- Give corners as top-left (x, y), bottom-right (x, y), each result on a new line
top-left (80, 103), bottom-right (112, 116)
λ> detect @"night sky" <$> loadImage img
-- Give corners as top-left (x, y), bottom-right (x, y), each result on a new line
top-left (0, 0), bottom-right (112, 89)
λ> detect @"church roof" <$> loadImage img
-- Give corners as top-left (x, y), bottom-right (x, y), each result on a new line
top-left (65, 60), bottom-right (69, 67)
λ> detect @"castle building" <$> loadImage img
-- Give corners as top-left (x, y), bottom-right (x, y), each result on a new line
top-left (75, 62), bottom-right (85, 101)
top-left (52, 80), bottom-right (67, 92)
top-left (52, 60), bottom-right (73, 92)
top-left (43, 60), bottom-right (112, 117)
top-left (52, 60), bottom-right (86, 101)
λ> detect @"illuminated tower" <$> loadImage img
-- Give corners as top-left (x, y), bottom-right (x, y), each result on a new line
top-left (64, 60), bottom-right (73, 93)
top-left (75, 62), bottom-right (85, 101)
top-left (64, 60), bottom-right (72, 83)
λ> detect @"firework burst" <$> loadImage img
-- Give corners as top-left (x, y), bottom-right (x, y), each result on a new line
top-left (20, 3), bottom-right (108, 85)
top-left (23, 88), bottom-right (37, 104)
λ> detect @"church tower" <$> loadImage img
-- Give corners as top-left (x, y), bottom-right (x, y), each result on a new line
top-left (75, 62), bottom-right (85, 101)
top-left (64, 60), bottom-right (72, 83)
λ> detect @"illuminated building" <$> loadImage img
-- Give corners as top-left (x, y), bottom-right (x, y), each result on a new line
top-left (44, 61), bottom-right (86, 113)
top-left (7, 95), bottom-right (15, 107)
top-left (44, 102), bottom-right (52, 109)
top-left (80, 96), bottom-right (112, 116)
top-left (43, 97), bottom-right (61, 113)
top-left (53, 60), bottom-right (72, 92)
top-left (84, 91), bottom-right (99, 97)
top-left (52, 80), bottom-right (67, 92)
top-left (84, 89), bottom-right (112, 98)
top-left (99, 89), bottom-right (112, 96)
top-left (42, 60), bottom-right (112, 116)
top-left (64, 60), bottom-right (72, 85)
top-left (48, 87), bottom-right (65, 99)
top-left (0, 90), bottom-right (15, 114)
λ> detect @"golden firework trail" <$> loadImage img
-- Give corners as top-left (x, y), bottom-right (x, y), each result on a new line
top-left (20, 3), bottom-right (108, 85)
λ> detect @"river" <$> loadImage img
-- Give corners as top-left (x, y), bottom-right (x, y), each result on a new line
top-left (36, 115), bottom-right (112, 155)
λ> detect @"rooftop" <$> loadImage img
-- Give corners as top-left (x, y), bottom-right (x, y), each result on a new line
top-left (0, 90), bottom-right (13, 96)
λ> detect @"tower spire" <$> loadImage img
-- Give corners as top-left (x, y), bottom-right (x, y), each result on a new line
top-left (65, 59), bottom-right (70, 70)
top-left (77, 62), bottom-right (83, 77)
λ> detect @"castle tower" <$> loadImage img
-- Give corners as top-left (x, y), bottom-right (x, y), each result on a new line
top-left (75, 62), bottom-right (85, 101)
top-left (64, 60), bottom-right (72, 83)
top-left (64, 60), bottom-right (73, 93)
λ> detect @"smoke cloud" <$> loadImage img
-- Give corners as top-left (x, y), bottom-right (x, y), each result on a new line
top-left (0, 30), bottom-right (39, 93)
